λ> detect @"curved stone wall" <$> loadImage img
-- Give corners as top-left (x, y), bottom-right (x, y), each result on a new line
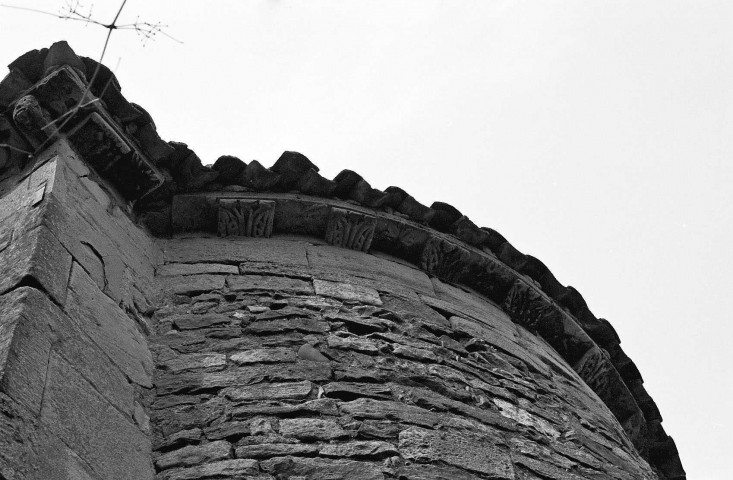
top-left (0, 41), bottom-right (685, 479)
top-left (149, 236), bottom-right (656, 479)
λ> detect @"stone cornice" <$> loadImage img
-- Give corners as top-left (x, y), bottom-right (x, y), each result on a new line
top-left (0, 41), bottom-right (684, 478)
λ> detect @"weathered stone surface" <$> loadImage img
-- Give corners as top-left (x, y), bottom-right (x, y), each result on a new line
top-left (166, 274), bottom-right (226, 295)
top-left (399, 427), bottom-right (514, 479)
top-left (313, 278), bottom-right (382, 305)
top-left (162, 237), bottom-right (309, 266)
top-left (297, 343), bottom-right (330, 362)
top-left (325, 207), bottom-right (376, 252)
top-left (396, 464), bottom-right (485, 480)
top-left (322, 382), bottom-right (392, 400)
top-left (279, 418), bottom-right (348, 441)
top-left (217, 199), bottom-right (275, 238)
top-left (227, 275), bottom-right (314, 294)
top-left (156, 459), bottom-right (261, 480)
top-left (65, 263), bottom-right (153, 387)
top-left (159, 353), bottom-right (226, 373)
top-left (327, 334), bottom-right (381, 354)
top-left (245, 318), bottom-right (329, 334)
top-left (0, 224), bottom-right (72, 307)
top-left (157, 263), bottom-right (239, 276)
top-left (0, 289), bottom-right (54, 415)
top-left (319, 440), bottom-right (398, 458)
top-left (231, 347), bottom-right (297, 364)
top-left (41, 352), bottom-right (154, 479)
top-left (260, 456), bottom-right (383, 480)
top-left (307, 244), bottom-right (435, 296)
top-left (340, 399), bottom-right (442, 428)
top-left (171, 313), bottom-right (232, 330)
top-left (235, 443), bottom-right (320, 459)
top-left (223, 380), bottom-right (314, 402)
top-left (155, 440), bottom-right (231, 470)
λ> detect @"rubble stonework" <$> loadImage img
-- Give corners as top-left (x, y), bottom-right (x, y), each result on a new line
top-left (0, 41), bottom-right (684, 479)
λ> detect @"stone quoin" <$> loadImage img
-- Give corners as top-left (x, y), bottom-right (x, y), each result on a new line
top-left (0, 41), bottom-right (685, 479)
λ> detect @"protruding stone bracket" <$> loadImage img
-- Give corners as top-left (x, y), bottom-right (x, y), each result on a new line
top-left (420, 237), bottom-right (472, 283)
top-left (217, 199), bottom-right (275, 238)
top-left (325, 207), bottom-right (376, 252)
top-left (8, 66), bottom-right (164, 202)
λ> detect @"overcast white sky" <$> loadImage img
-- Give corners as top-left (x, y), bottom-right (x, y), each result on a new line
top-left (1, 1), bottom-right (731, 477)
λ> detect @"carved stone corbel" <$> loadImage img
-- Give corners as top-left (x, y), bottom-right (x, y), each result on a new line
top-left (420, 237), bottom-right (471, 283)
top-left (324, 207), bottom-right (376, 252)
top-left (217, 199), bottom-right (275, 238)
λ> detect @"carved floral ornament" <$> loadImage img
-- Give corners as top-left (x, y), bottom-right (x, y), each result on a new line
top-left (217, 199), bottom-right (275, 238)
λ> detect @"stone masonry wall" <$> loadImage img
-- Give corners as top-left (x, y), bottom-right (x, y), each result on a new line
top-left (149, 236), bottom-right (658, 480)
top-left (0, 140), bottom-right (159, 479)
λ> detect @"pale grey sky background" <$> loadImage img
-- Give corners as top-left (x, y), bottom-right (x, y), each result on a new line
top-left (1, 1), bottom-right (730, 477)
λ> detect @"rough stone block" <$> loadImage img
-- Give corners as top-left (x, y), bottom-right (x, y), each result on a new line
top-left (235, 443), bottom-right (320, 458)
top-left (260, 456), bottom-right (384, 480)
top-left (159, 353), bottom-right (227, 373)
top-left (171, 313), bottom-right (232, 330)
top-left (244, 318), bottom-right (329, 335)
top-left (313, 278), bottom-right (382, 306)
top-left (155, 440), bottom-right (231, 470)
top-left (398, 426), bottom-right (513, 479)
top-left (231, 347), bottom-right (297, 364)
top-left (319, 440), bottom-right (398, 458)
top-left (223, 380), bottom-right (314, 402)
top-left (278, 418), bottom-right (348, 441)
top-left (156, 459), bottom-right (260, 480)
top-left (339, 399), bottom-right (442, 428)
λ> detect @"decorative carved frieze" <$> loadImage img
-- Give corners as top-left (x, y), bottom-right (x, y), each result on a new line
top-left (217, 199), bottom-right (275, 238)
top-left (573, 346), bottom-right (614, 397)
top-left (325, 207), bottom-right (376, 252)
top-left (420, 237), bottom-right (471, 283)
top-left (67, 113), bottom-right (163, 201)
top-left (501, 280), bottom-right (561, 331)
top-left (8, 66), bottom-right (164, 201)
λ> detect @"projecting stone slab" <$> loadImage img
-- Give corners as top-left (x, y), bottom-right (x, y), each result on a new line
top-left (223, 380), bottom-right (314, 402)
top-left (231, 347), bottom-right (297, 364)
top-left (313, 278), bottom-right (382, 305)
top-left (227, 274), bottom-right (314, 294)
top-left (40, 352), bottom-right (154, 480)
top-left (398, 426), bottom-right (514, 479)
